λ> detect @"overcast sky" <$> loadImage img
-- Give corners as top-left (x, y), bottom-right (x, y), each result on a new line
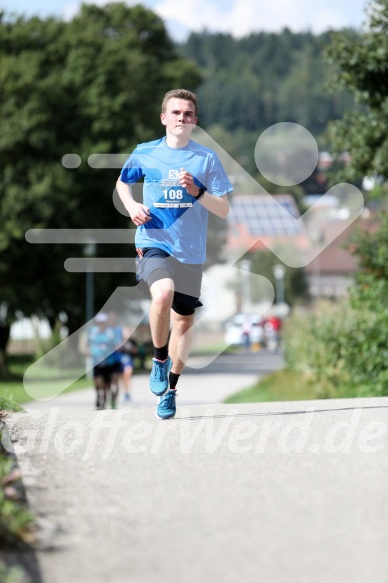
top-left (0, 0), bottom-right (369, 41)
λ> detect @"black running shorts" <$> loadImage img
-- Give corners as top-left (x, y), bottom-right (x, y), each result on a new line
top-left (136, 247), bottom-right (203, 316)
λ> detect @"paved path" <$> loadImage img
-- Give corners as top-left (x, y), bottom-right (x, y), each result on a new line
top-left (6, 352), bottom-right (388, 583)
top-left (24, 350), bottom-right (283, 412)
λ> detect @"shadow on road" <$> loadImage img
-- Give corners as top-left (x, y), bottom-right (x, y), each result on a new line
top-left (178, 403), bottom-right (388, 421)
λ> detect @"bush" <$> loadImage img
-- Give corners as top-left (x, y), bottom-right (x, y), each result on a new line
top-left (283, 302), bottom-right (352, 398)
top-left (283, 298), bottom-right (388, 398)
top-left (283, 213), bottom-right (388, 398)
top-left (345, 280), bottom-right (388, 396)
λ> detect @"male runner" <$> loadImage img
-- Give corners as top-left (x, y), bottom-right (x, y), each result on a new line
top-left (116, 88), bottom-right (233, 419)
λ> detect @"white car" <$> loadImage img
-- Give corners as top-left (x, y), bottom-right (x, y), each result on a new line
top-left (224, 320), bottom-right (245, 346)
top-left (224, 314), bottom-right (265, 347)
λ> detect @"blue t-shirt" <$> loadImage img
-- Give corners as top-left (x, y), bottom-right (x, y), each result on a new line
top-left (119, 137), bottom-right (233, 264)
top-left (110, 325), bottom-right (125, 365)
top-left (88, 326), bottom-right (117, 367)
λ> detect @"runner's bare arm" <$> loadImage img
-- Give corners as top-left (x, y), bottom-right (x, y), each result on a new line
top-left (116, 178), bottom-right (151, 226)
top-left (195, 192), bottom-right (229, 218)
top-left (178, 168), bottom-right (229, 219)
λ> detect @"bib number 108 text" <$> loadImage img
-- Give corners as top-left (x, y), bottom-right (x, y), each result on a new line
top-left (163, 189), bottom-right (183, 200)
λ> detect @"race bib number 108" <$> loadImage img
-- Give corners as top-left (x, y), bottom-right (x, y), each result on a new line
top-left (154, 187), bottom-right (193, 208)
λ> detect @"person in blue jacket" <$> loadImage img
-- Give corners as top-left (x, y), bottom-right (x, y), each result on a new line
top-left (116, 88), bottom-right (233, 419)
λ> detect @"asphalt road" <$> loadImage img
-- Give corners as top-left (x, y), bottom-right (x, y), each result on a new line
top-left (24, 349), bottom-right (284, 412)
top-left (6, 350), bottom-right (388, 583)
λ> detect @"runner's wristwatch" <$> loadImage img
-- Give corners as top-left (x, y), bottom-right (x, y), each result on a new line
top-left (194, 186), bottom-right (206, 200)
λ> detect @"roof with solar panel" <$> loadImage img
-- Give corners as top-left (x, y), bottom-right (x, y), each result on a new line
top-left (226, 194), bottom-right (309, 253)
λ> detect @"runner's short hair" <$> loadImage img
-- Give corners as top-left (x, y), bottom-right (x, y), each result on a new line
top-left (161, 89), bottom-right (199, 116)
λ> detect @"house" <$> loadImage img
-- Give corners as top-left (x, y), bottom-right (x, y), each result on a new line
top-left (305, 214), bottom-right (379, 298)
top-left (225, 193), bottom-right (378, 301)
top-left (226, 194), bottom-right (310, 256)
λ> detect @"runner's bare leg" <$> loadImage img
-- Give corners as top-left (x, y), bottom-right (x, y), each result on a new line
top-left (168, 310), bottom-right (194, 375)
top-left (149, 278), bottom-right (174, 350)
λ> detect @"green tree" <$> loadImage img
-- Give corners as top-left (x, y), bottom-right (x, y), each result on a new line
top-left (179, 29), bottom-right (353, 138)
top-left (0, 3), bottom-right (201, 371)
top-left (266, 1), bottom-right (388, 397)
top-left (244, 249), bottom-right (310, 307)
top-left (325, 0), bottom-right (388, 182)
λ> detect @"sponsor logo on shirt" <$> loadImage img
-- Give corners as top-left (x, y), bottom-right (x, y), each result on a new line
top-left (168, 169), bottom-right (179, 180)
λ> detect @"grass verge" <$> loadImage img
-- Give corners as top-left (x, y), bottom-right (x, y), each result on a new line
top-left (224, 369), bottom-right (317, 403)
top-left (1, 354), bottom-right (93, 407)
top-left (1, 376), bottom-right (92, 408)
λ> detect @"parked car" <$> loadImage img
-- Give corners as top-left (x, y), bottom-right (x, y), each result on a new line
top-left (224, 314), bottom-right (265, 347)
top-left (224, 319), bottom-right (245, 346)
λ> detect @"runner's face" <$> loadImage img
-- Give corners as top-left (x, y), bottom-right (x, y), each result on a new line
top-left (160, 98), bottom-right (197, 137)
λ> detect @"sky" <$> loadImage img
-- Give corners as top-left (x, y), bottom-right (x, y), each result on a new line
top-left (0, 0), bottom-right (369, 41)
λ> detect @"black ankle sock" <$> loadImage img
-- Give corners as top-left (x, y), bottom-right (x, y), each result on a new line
top-left (153, 345), bottom-right (168, 361)
top-left (169, 372), bottom-right (180, 390)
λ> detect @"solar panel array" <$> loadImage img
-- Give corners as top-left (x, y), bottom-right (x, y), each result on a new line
top-left (228, 195), bottom-right (305, 236)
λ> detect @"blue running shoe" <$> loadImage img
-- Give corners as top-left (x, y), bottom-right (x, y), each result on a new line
top-left (156, 390), bottom-right (177, 420)
top-left (149, 357), bottom-right (172, 396)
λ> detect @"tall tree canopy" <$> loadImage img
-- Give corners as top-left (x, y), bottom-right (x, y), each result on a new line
top-left (325, 0), bottom-right (388, 182)
top-left (178, 28), bottom-right (354, 194)
top-left (179, 28), bottom-right (353, 138)
top-left (0, 3), bottom-right (201, 346)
